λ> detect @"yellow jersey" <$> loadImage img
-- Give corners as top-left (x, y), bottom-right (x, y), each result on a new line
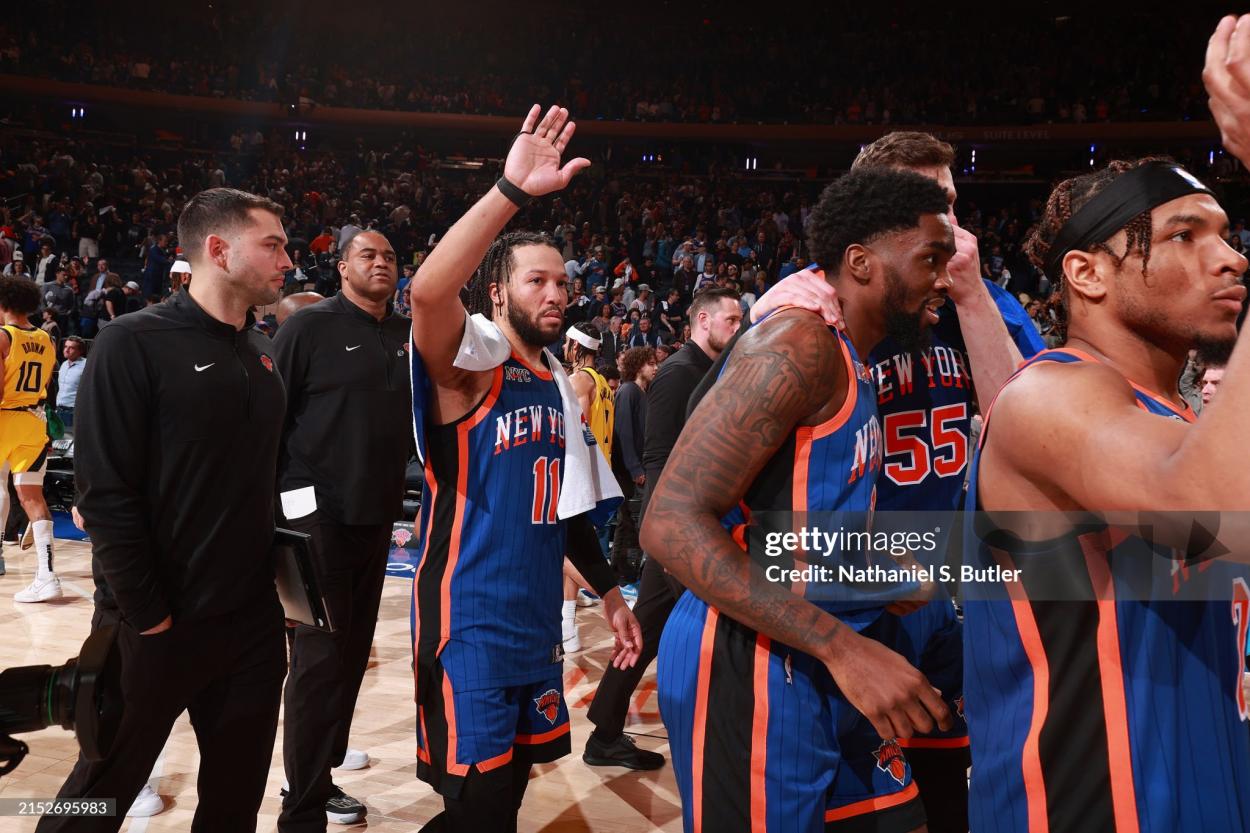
top-left (578, 366), bottom-right (615, 461)
top-left (2, 324), bottom-right (55, 410)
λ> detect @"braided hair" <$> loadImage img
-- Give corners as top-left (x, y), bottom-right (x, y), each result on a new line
top-left (1023, 156), bottom-right (1173, 292)
top-left (464, 230), bottom-right (558, 320)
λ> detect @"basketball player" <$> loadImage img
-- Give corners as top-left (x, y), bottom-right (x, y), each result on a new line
top-left (0, 275), bottom-right (60, 602)
top-left (566, 321), bottom-right (614, 455)
top-left (641, 167), bottom-right (955, 833)
top-left (407, 105), bottom-right (642, 833)
top-left (963, 148), bottom-right (1250, 827)
top-left (562, 320), bottom-right (613, 652)
top-left (41, 188), bottom-right (291, 833)
top-left (750, 132), bottom-right (1046, 831)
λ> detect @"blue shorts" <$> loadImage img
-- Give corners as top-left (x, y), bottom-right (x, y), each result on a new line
top-left (881, 593), bottom-right (969, 753)
top-left (416, 658), bottom-right (570, 799)
top-left (658, 591), bottom-right (926, 833)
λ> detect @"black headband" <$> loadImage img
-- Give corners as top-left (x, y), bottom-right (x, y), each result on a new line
top-left (1044, 161), bottom-right (1214, 281)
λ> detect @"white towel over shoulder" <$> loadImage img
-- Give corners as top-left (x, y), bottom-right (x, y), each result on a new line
top-left (450, 311), bottom-right (622, 520)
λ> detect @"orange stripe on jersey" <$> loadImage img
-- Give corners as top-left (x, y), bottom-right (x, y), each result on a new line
top-left (515, 723), bottom-right (570, 745)
top-left (811, 332), bottom-right (859, 440)
top-left (438, 368), bottom-right (505, 654)
top-left (1043, 347), bottom-right (1194, 419)
top-left (476, 747), bottom-right (515, 772)
top-left (896, 736), bottom-right (970, 749)
top-left (793, 427), bottom-right (813, 514)
top-left (1000, 549), bottom-right (1052, 833)
top-left (441, 671), bottom-right (470, 776)
top-left (417, 705), bottom-right (432, 764)
top-left (690, 607), bottom-right (720, 833)
top-left (749, 634), bottom-right (771, 831)
top-left (1080, 537), bottom-right (1141, 833)
top-left (824, 781), bottom-right (919, 823)
top-left (510, 351), bottom-right (554, 380)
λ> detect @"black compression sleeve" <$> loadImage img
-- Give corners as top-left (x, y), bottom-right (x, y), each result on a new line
top-left (566, 513), bottom-right (617, 596)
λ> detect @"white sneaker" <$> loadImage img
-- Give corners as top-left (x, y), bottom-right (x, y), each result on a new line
top-left (14, 576), bottom-right (62, 603)
top-left (576, 590), bottom-right (600, 608)
top-left (334, 748), bottom-right (370, 771)
top-left (126, 785), bottom-right (164, 818)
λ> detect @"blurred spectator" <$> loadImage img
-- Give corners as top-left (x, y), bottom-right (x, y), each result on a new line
top-left (56, 336), bottom-right (86, 430)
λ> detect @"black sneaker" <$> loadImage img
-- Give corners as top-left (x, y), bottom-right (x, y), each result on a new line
top-left (325, 788), bottom-right (366, 825)
top-left (583, 732), bottom-right (666, 770)
top-left (279, 784), bottom-right (366, 825)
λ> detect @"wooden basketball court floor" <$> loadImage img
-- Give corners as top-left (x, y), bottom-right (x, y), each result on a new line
top-left (0, 540), bottom-right (681, 831)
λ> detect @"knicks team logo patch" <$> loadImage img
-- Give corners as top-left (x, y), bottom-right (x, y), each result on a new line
top-left (955, 696), bottom-right (965, 720)
top-left (505, 366), bottom-right (533, 384)
top-left (873, 739), bottom-right (907, 786)
top-left (534, 689), bottom-right (562, 725)
top-left (259, 354), bottom-right (274, 373)
top-left (853, 359), bottom-right (873, 385)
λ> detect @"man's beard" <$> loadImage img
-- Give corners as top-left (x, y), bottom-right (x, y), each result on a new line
top-left (507, 297), bottom-right (562, 348)
top-left (882, 265), bottom-right (931, 354)
top-left (1196, 335), bottom-right (1235, 366)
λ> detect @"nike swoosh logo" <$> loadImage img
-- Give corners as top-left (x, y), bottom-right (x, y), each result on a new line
top-left (194, 363), bottom-right (215, 372)
top-left (345, 345), bottom-right (361, 352)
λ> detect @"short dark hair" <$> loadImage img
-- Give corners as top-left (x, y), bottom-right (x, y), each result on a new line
top-left (852, 131), bottom-right (955, 172)
top-left (807, 168), bottom-right (949, 271)
top-left (619, 346), bottom-right (656, 382)
top-left (177, 188), bottom-right (284, 264)
top-left (688, 287), bottom-right (740, 321)
top-left (0, 275), bottom-right (41, 315)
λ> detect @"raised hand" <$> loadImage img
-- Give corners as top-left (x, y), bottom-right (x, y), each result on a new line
top-left (504, 104), bottom-right (592, 198)
top-left (1204, 15), bottom-right (1250, 166)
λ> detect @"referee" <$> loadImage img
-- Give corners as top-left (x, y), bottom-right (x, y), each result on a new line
top-left (274, 230), bottom-right (412, 832)
top-left (41, 188), bottom-right (292, 832)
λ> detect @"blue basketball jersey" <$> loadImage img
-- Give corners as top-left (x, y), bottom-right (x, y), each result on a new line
top-left (964, 348), bottom-right (1250, 833)
top-left (870, 280), bottom-right (1044, 514)
top-left (412, 353), bottom-right (569, 691)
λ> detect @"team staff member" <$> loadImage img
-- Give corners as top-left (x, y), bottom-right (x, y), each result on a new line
top-left (41, 187), bottom-right (292, 833)
top-left (273, 230), bottom-right (412, 832)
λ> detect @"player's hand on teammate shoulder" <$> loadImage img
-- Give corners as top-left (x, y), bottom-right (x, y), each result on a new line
top-left (748, 268), bottom-right (844, 329)
top-left (602, 588), bottom-right (644, 670)
top-left (1204, 15), bottom-right (1250, 165)
top-left (823, 630), bottom-right (951, 741)
top-left (504, 104), bottom-right (592, 197)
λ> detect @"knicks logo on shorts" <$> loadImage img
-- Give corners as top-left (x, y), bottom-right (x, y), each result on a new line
top-left (955, 695), bottom-right (965, 720)
top-left (534, 689), bottom-right (562, 725)
top-left (873, 739), bottom-right (907, 785)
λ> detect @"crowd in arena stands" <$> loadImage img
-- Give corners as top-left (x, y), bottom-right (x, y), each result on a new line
top-left (7, 127), bottom-right (1250, 358)
top-left (0, 4), bottom-right (1221, 126)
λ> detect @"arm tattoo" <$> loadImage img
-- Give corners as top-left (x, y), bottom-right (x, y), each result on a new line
top-left (641, 312), bottom-right (852, 661)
